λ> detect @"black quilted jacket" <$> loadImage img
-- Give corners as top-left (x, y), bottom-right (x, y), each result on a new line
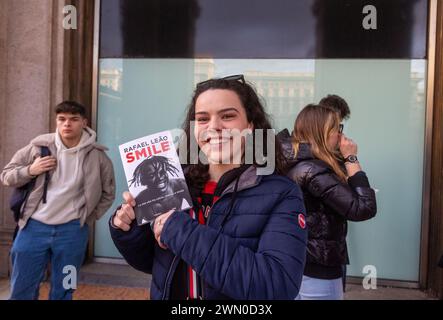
top-left (286, 142), bottom-right (377, 275)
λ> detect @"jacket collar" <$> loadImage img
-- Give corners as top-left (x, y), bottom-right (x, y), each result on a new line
top-left (221, 165), bottom-right (262, 196)
top-left (295, 143), bottom-right (315, 161)
top-left (183, 164), bottom-right (262, 201)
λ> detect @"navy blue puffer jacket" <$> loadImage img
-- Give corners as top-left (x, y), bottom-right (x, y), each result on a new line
top-left (110, 166), bottom-right (307, 300)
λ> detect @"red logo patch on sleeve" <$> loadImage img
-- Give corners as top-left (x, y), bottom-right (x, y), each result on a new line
top-left (298, 214), bottom-right (306, 229)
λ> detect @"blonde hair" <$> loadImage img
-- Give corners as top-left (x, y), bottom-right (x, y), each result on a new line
top-left (292, 104), bottom-right (347, 182)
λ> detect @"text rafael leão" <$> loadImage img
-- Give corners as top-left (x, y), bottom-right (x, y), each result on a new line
top-left (123, 135), bottom-right (170, 163)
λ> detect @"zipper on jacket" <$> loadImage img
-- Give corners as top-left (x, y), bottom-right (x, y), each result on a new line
top-left (204, 192), bottom-right (226, 227)
top-left (198, 177), bottom-right (241, 300)
top-left (165, 171), bottom-right (257, 300)
top-left (200, 277), bottom-right (206, 300)
top-left (162, 198), bottom-right (222, 300)
top-left (188, 188), bottom-right (230, 300)
top-left (162, 255), bottom-right (179, 300)
top-left (205, 180), bottom-right (238, 226)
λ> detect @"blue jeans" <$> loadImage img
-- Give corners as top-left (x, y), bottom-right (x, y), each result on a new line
top-left (10, 218), bottom-right (88, 300)
top-left (296, 276), bottom-right (344, 300)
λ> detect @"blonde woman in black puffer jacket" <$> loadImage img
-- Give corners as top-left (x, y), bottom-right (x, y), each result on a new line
top-left (287, 104), bottom-right (377, 300)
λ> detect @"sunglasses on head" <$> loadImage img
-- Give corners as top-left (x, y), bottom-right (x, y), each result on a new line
top-left (196, 74), bottom-right (245, 88)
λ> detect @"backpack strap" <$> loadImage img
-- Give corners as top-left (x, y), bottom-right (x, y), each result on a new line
top-left (40, 146), bottom-right (51, 204)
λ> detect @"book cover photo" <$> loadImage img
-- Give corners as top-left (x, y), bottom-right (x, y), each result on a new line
top-left (119, 130), bottom-right (192, 225)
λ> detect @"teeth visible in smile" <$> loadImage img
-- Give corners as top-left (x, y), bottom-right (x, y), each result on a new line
top-left (209, 138), bottom-right (230, 145)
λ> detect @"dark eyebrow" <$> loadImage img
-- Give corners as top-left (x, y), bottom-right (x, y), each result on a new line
top-left (195, 108), bottom-right (240, 116)
top-left (218, 108), bottom-right (239, 114)
top-left (195, 111), bottom-right (209, 116)
top-left (57, 115), bottom-right (80, 120)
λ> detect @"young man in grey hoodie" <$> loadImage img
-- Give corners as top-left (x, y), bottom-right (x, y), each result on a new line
top-left (1, 101), bottom-right (116, 300)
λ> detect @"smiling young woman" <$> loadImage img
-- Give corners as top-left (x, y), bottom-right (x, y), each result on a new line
top-left (109, 75), bottom-right (308, 300)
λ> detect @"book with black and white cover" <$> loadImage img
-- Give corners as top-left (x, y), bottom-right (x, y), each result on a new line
top-left (119, 130), bottom-right (192, 225)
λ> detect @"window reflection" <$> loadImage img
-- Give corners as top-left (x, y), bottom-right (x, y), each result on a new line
top-left (193, 59), bottom-right (315, 130)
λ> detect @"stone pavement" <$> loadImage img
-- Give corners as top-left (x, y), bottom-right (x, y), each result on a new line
top-left (0, 262), bottom-right (437, 300)
top-left (0, 279), bottom-right (436, 300)
top-left (344, 283), bottom-right (435, 300)
top-left (0, 262), bottom-right (151, 300)
top-left (0, 279), bottom-right (149, 300)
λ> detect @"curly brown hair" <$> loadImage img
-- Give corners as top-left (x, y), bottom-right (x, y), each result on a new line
top-left (179, 76), bottom-right (288, 190)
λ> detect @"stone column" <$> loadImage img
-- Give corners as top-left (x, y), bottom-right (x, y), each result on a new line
top-left (0, 0), bottom-right (64, 277)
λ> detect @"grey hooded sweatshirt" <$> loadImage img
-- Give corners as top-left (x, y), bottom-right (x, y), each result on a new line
top-left (1, 127), bottom-right (116, 228)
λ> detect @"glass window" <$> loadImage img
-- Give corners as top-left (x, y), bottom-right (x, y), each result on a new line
top-left (95, 0), bottom-right (428, 282)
